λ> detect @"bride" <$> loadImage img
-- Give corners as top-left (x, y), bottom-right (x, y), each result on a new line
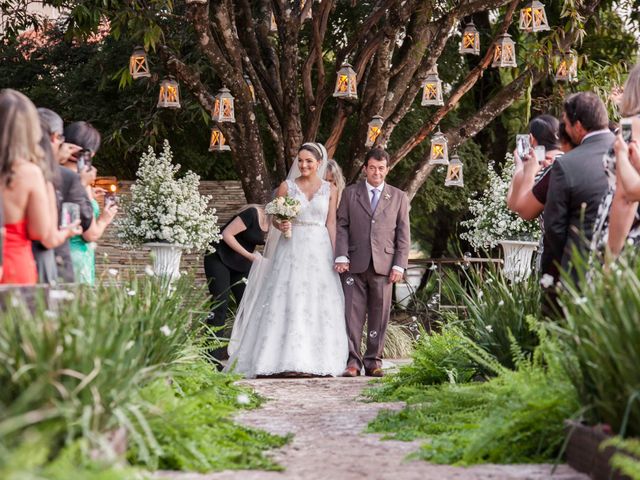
top-left (224, 142), bottom-right (348, 378)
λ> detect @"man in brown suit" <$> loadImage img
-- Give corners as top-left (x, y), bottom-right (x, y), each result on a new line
top-left (335, 148), bottom-right (410, 377)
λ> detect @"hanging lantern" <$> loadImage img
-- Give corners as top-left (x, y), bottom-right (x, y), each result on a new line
top-left (421, 68), bottom-right (444, 107)
top-left (270, 12), bottom-right (278, 32)
top-left (333, 63), bottom-right (358, 100)
top-left (243, 74), bottom-right (256, 104)
top-left (555, 51), bottom-right (578, 83)
top-left (428, 128), bottom-right (449, 166)
top-left (129, 46), bottom-right (150, 79)
top-left (212, 86), bottom-right (236, 123)
top-left (492, 33), bottom-right (517, 68)
top-left (365, 115), bottom-right (384, 147)
top-left (157, 77), bottom-right (180, 109)
top-left (444, 154), bottom-right (464, 187)
top-left (459, 21), bottom-right (480, 55)
top-left (519, 0), bottom-right (550, 33)
top-left (209, 127), bottom-right (230, 152)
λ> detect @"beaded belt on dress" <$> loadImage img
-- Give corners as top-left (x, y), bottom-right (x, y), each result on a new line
top-left (292, 220), bottom-right (324, 227)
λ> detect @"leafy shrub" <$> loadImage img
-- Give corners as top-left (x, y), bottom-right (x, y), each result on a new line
top-left (444, 265), bottom-right (540, 370)
top-left (368, 326), bottom-right (579, 465)
top-left (367, 325), bottom-right (478, 402)
top-left (130, 360), bottom-right (288, 471)
top-left (0, 275), bottom-right (209, 455)
top-left (554, 253), bottom-right (640, 437)
top-left (604, 437), bottom-right (640, 480)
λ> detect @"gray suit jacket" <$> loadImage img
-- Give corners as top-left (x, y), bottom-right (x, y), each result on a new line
top-left (541, 131), bottom-right (613, 278)
top-left (336, 180), bottom-right (410, 275)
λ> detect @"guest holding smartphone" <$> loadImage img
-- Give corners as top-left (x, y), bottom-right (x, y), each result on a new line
top-left (62, 122), bottom-right (117, 284)
top-left (203, 204), bottom-right (268, 364)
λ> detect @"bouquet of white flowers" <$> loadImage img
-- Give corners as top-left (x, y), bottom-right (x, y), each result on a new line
top-left (265, 195), bottom-right (301, 239)
top-left (118, 140), bottom-right (220, 252)
top-left (460, 155), bottom-right (540, 250)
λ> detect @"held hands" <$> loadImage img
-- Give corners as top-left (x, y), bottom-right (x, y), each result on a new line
top-left (334, 262), bottom-right (349, 273)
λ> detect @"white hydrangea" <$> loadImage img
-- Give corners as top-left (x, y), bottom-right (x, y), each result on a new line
top-left (117, 140), bottom-right (221, 253)
top-left (460, 155), bottom-right (540, 250)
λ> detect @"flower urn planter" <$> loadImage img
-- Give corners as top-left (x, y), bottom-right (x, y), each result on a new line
top-left (499, 240), bottom-right (537, 282)
top-left (563, 420), bottom-right (630, 480)
top-left (145, 243), bottom-right (184, 280)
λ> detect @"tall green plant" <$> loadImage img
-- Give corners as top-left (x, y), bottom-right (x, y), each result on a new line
top-left (444, 265), bottom-right (540, 370)
top-left (553, 252), bottom-right (640, 437)
top-left (0, 275), bottom-right (209, 454)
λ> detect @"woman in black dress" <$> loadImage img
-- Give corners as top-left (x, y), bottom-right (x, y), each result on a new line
top-left (204, 205), bottom-right (268, 363)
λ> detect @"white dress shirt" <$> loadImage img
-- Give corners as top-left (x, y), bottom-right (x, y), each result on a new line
top-left (335, 181), bottom-right (404, 274)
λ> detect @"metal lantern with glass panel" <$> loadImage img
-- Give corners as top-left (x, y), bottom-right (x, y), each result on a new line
top-left (129, 46), bottom-right (150, 79)
top-left (421, 68), bottom-right (444, 106)
top-left (460, 21), bottom-right (480, 55)
top-left (555, 51), bottom-right (578, 82)
top-left (333, 63), bottom-right (358, 99)
top-left (212, 87), bottom-right (236, 123)
top-left (157, 77), bottom-right (180, 109)
top-left (492, 33), bottom-right (517, 68)
top-left (365, 116), bottom-right (384, 147)
top-left (243, 74), bottom-right (257, 103)
top-left (428, 128), bottom-right (449, 166)
top-left (444, 153), bottom-right (464, 187)
top-left (519, 0), bottom-right (550, 33)
top-left (209, 126), bottom-right (230, 152)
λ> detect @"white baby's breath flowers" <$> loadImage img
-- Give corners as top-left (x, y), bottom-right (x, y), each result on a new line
top-left (540, 273), bottom-right (555, 289)
top-left (236, 393), bottom-right (251, 405)
top-left (574, 297), bottom-right (588, 306)
top-left (127, 290), bottom-right (136, 296)
top-left (117, 141), bottom-right (221, 253)
top-left (160, 325), bottom-right (172, 336)
top-left (125, 340), bottom-right (135, 351)
top-left (485, 325), bottom-right (494, 333)
top-left (460, 157), bottom-right (540, 249)
top-left (145, 265), bottom-right (155, 276)
top-left (498, 300), bottom-right (504, 306)
top-left (108, 268), bottom-right (119, 276)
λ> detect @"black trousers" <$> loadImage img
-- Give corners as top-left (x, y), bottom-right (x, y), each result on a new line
top-left (203, 252), bottom-right (247, 362)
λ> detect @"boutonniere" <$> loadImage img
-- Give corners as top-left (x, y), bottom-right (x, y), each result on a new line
top-left (384, 193), bottom-right (391, 200)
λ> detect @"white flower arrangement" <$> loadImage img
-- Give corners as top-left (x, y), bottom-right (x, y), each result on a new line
top-left (118, 140), bottom-right (220, 253)
top-left (265, 195), bottom-right (301, 239)
top-left (460, 155), bottom-right (540, 250)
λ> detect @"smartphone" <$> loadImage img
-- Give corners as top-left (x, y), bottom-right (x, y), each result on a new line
top-left (76, 150), bottom-right (92, 173)
top-left (621, 118), bottom-right (633, 143)
top-left (104, 192), bottom-right (118, 208)
top-left (61, 202), bottom-right (80, 228)
top-left (516, 134), bottom-right (530, 159)
top-left (534, 146), bottom-right (546, 164)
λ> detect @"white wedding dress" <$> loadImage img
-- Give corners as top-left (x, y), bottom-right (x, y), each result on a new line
top-left (225, 179), bottom-right (348, 378)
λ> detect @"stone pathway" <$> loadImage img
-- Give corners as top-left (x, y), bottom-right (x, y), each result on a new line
top-left (157, 373), bottom-right (588, 480)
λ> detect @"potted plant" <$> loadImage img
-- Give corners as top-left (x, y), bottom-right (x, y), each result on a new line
top-left (460, 156), bottom-right (540, 281)
top-left (118, 140), bottom-right (220, 279)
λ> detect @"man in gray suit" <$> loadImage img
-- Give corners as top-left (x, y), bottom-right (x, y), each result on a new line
top-left (542, 92), bottom-right (613, 314)
top-left (335, 148), bottom-right (410, 377)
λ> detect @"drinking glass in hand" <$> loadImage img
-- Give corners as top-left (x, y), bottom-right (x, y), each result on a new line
top-left (61, 202), bottom-right (80, 228)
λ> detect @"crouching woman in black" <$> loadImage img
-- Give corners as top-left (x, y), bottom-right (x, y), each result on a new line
top-left (204, 205), bottom-right (268, 364)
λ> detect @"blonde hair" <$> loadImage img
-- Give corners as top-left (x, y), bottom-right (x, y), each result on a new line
top-left (0, 89), bottom-right (45, 186)
top-left (325, 159), bottom-right (345, 201)
top-left (621, 64), bottom-right (640, 117)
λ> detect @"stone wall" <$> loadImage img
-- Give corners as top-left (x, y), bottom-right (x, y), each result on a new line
top-left (94, 180), bottom-right (247, 285)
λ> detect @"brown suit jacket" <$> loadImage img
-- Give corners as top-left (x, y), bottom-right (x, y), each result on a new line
top-left (336, 180), bottom-right (410, 275)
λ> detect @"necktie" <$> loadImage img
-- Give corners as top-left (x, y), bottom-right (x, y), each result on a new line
top-left (370, 188), bottom-right (380, 212)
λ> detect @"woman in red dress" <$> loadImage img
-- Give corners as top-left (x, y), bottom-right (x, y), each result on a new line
top-left (0, 89), bottom-right (52, 285)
